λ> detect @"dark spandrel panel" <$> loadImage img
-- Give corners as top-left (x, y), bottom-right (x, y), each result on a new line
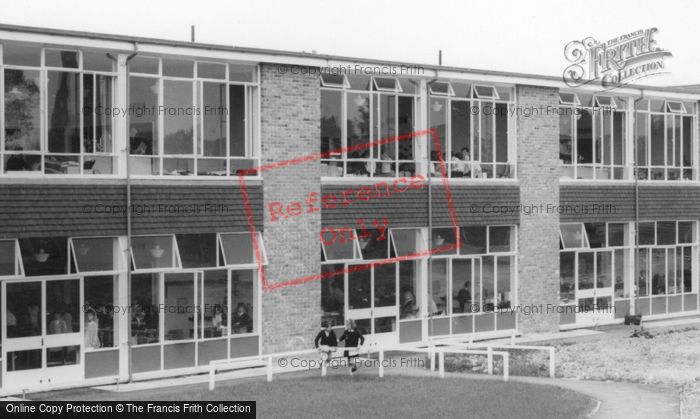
top-left (19, 237), bottom-right (68, 276)
top-left (177, 233), bottom-right (217, 268)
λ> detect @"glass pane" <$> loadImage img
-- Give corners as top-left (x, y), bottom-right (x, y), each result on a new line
top-left (682, 117), bottom-right (692, 168)
top-left (560, 252), bottom-right (575, 304)
top-left (613, 111), bottom-right (625, 166)
top-left (228, 65), bottom-right (256, 83)
top-left (130, 57), bottom-right (159, 74)
top-left (460, 226), bottom-right (486, 255)
top-left (19, 237), bottom-right (68, 276)
top-left (131, 235), bottom-right (175, 269)
top-left (596, 252), bottom-right (612, 288)
top-left (657, 221), bottom-right (676, 245)
top-left (391, 229), bottom-right (422, 256)
top-left (163, 80), bottom-right (194, 155)
top-left (359, 229), bottom-right (389, 260)
top-left (578, 253), bottom-right (594, 290)
top-left (374, 263), bottom-right (396, 307)
top-left (321, 90), bottom-right (342, 159)
top-left (495, 103), bottom-right (508, 163)
top-left (83, 51), bottom-right (113, 72)
top-left (451, 101), bottom-right (471, 176)
top-left (4, 69), bottom-right (41, 154)
top-left (45, 50), bottom-right (79, 68)
top-left (398, 96), bottom-right (414, 156)
top-left (83, 75), bottom-right (114, 155)
top-left (84, 275), bottom-right (116, 348)
top-left (0, 240), bottom-right (16, 276)
top-left (636, 113), bottom-right (648, 170)
top-left (678, 221), bottom-right (694, 244)
top-left (585, 223), bottom-right (606, 248)
top-left (614, 249), bottom-right (629, 298)
top-left (176, 233), bottom-right (216, 268)
top-left (8, 349), bottom-right (42, 371)
top-left (164, 273), bottom-right (194, 341)
top-left (129, 76), bottom-right (158, 156)
top-left (560, 224), bottom-right (584, 248)
top-left (497, 256), bottom-right (513, 308)
top-left (197, 62), bottom-right (226, 79)
top-left (201, 270), bottom-right (227, 339)
top-left (650, 115), bottom-right (664, 166)
top-left (347, 93), bottom-right (370, 158)
top-left (577, 109), bottom-right (593, 165)
top-left (683, 247), bottom-right (692, 293)
top-left (354, 318), bottom-right (371, 336)
top-left (47, 345), bottom-right (80, 367)
top-left (321, 264), bottom-right (345, 326)
top-left (489, 226), bottom-right (512, 253)
top-left (47, 71), bottom-right (81, 153)
top-left (429, 259), bottom-right (447, 315)
top-left (452, 259), bottom-right (472, 314)
top-left (131, 273), bottom-right (160, 344)
top-left (231, 270), bottom-right (255, 334)
top-left (560, 113), bottom-right (573, 165)
top-left (72, 237), bottom-right (117, 272)
top-left (7, 281), bottom-right (41, 338)
top-left (482, 256), bottom-right (495, 311)
top-left (651, 248), bottom-right (666, 295)
top-left (47, 279), bottom-right (80, 334)
top-left (3, 43), bottom-right (41, 66)
top-left (202, 82), bottom-right (227, 157)
top-left (229, 85), bottom-right (246, 157)
top-left (220, 233), bottom-right (255, 265)
top-left (163, 59), bottom-right (193, 78)
top-left (348, 267), bottom-right (371, 309)
top-left (639, 222), bottom-right (655, 245)
top-left (399, 261), bottom-right (419, 319)
top-left (608, 223), bottom-right (626, 246)
top-left (431, 227), bottom-right (457, 255)
top-left (638, 249), bottom-right (649, 297)
top-left (374, 316), bottom-right (396, 333)
top-left (322, 229), bottom-right (358, 261)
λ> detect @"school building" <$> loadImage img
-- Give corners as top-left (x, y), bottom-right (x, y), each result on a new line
top-left (0, 24), bottom-right (698, 394)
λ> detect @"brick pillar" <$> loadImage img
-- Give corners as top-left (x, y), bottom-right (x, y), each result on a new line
top-left (260, 64), bottom-right (322, 352)
top-left (516, 85), bottom-right (560, 334)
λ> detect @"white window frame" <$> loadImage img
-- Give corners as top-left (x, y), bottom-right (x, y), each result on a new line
top-left (560, 223), bottom-right (590, 249)
top-left (320, 73), bottom-right (349, 89)
top-left (372, 76), bottom-right (403, 93)
top-left (428, 81), bottom-right (455, 97)
top-left (69, 236), bottom-right (124, 275)
top-left (218, 231), bottom-right (267, 267)
top-left (559, 92), bottom-right (581, 106)
top-left (321, 229), bottom-right (363, 263)
top-left (389, 227), bottom-right (428, 257)
top-left (472, 84), bottom-right (499, 100)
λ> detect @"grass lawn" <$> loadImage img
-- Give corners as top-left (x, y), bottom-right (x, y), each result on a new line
top-left (35, 374), bottom-right (596, 418)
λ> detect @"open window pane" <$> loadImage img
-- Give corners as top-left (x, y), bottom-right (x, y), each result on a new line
top-left (489, 226), bottom-right (513, 253)
top-left (176, 233), bottom-right (217, 268)
top-left (390, 229), bottom-right (426, 257)
top-left (131, 235), bottom-right (176, 270)
top-left (584, 223), bottom-right (606, 248)
top-left (559, 92), bottom-right (580, 105)
top-left (220, 232), bottom-right (264, 265)
top-left (372, 77), bottom-right (402, 92)
top-left (19, 237), bottom-right (68, 276)
top-left (429, 81), bottom-right (454, 96)
top-left (560, 224), bottom-right (586, 249)
top-left (72, 237), bottom-right (118, 272)
top-left (473, 85), bottom-right (498, 99)
top-left (594, 96), bottom-right (616, 108)
top-left (320, 73), bottom-right (348, 88)
top-left (666, 101), bottom-right (686, 113)
top-left (321, 229), bottom-right (361, 262)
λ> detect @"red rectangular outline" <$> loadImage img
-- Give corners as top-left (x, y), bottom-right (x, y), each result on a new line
top-left (239, 128), bottom-right (458, 291)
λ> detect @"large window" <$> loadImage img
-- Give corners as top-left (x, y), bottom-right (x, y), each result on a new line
top-left (635, 99), bottom-right (696, 180)
top-left (430, 83), bottom-right (515, 179)
top-left (128, 58), bottom-right (258, 176)
top-left (559, 93), bottom-right (628, 180)
top-left (2, 43), bottom-right (116, 175)
top-left (320, 74), bottom-right (417, 177)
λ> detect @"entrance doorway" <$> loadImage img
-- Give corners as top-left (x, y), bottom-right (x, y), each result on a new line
top-left (346, 263), bottom-right (399, 347)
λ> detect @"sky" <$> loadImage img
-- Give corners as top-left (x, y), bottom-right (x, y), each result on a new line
top-left (1, 0), bottom-right (698, 86)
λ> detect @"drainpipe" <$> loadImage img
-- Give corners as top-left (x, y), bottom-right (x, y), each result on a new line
top-left (632, 91), bottom-right (645, 318)
top-left (426, 68), bottom-right (439, 340)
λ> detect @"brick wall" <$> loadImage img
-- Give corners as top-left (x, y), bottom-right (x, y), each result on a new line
top-left (260, 64), bottom-right (323, 352)
top-left (516, 85), bottom-right (560, 333)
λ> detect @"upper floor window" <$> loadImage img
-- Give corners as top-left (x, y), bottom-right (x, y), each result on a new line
top-left (128, 58), bottom-right (259, 177)
top-left (634, 99), bottom-right (696, 181)
top-left (429, 82), bottom-right (515, 179)
top-left (320, 74), bottom-right (418, 178)
top-left (1, 43), bottom-right (117, 175)
top-left (559, 92), bottom-right (628, 180)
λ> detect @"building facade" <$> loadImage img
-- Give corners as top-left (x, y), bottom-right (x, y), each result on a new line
top-left (0, 24), bottom-right (698, 394)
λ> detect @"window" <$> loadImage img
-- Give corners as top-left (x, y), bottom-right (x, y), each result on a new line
top-left (429, 81), bottom-right (455, 96)
top-left (321, 264), bottom-right (345, 326)
top-left (131, 235), bottom-right (180, 270)
top-left (129, 57), bottom-right (259, 177)
top-left (358, 229), bottom-right (389, 260)
top-left (389, 228), bottom-right (427, 257)
top-left (70, 237), bottom-right (121, 273)
top-left (2, 43), bottom-right (116, 175)
top-left (431, 227), bottom-right (458, 255)
top-left (635, 99), bottom-right (695, 180)
top-left (219, 232), bottom-right (267, 266)
top-left (399, 260), bottom-right (420, 319)
top-left (164, 272), bottom-right (195, 341)
top-left (177, 233), bottom-right (217, 268)
top-left (131, 273), bottom-right (160, 345)
top-left (19, 237), bottom-right (68, 276)
top-left (0, 239), bottom-right (22, 276)
top-left (200, 269), bottom-right (227, 339)
top-left (320, 75), bottom-right (417, 177)
top-left (560, 93), bottom-right (628, 180)
top-left (431, 82), bottom-right (515, 179)
top-left (321, 229), bottom-right (362, 262)
top-left (560, 224), bottom-right (589, 249)
top-left (84, 275), bottom-right (118, 348)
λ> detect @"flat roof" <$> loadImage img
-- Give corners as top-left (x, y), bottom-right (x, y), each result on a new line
top-left (0, 22), bottom-right (697, 96)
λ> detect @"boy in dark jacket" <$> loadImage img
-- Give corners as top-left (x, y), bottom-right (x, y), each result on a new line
top-left (339, 319), bottom-right (365, 373)
top-left (314, 321), bottom-right (338, 365)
